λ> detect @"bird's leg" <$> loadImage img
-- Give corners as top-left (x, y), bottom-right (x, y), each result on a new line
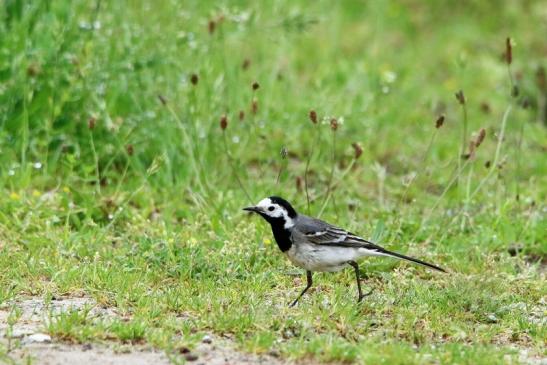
top-left (348, 261), bottom-right (373, 302)
top-left (289, 271), bottom-right (313, 307)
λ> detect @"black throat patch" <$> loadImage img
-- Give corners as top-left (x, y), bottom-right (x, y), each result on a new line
top-left (260, 214), bottom-right (292, 252)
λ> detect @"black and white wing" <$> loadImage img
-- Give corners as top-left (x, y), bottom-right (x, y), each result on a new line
top-left (307, 225), bottom-right (384, 250)
top-left (294, 215), bottom-right (446, 272)
top-left (295, 215), bottom-right (385, 251)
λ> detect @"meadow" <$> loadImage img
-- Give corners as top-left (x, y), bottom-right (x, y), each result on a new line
top-left (0, 1), bottom-right (546, 364)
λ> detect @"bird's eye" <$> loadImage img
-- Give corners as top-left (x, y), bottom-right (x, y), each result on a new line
top-left (268, 206), bottom-right (275, 211)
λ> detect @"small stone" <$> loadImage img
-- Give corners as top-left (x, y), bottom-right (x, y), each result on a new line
top-left (178, 346), bottom-right (191, 354)
top-left (201, 335), bottom-right (212, 344)
top-left (10, 328), bottom-right (35, 338)
top-left (507, 243), bottom-right (524, 257)
top-left (486, 313), bottom-right (499, 323)
top-left (82, 343), bottom-right (93, 351)
top-left (25, 333), bottom-right (51, 344)
top-left (184, 353), bottom-right (199, 361)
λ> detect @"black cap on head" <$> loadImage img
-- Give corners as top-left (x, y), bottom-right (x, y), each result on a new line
top-left (268, 196), bottom-right (297, 218)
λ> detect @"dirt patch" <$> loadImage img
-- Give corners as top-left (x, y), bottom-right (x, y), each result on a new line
top-left (0, 297), bottom-right (288, 365)
top-left (7, 343), bottom-right (171, 365)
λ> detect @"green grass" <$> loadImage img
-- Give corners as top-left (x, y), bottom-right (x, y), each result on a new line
top-left (1, 0), bottom-right (546, 364)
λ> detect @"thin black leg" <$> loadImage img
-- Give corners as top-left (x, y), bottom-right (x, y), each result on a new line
top-left (348, 261), bottom-right (373, 302)
top-left (289, 271), bottom-right (313, 307)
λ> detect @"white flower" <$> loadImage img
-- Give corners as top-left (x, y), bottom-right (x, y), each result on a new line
top-left (382, 70), bottom-right (397, 83)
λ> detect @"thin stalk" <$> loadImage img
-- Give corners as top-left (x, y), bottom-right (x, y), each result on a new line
top-left (461, 163), bottom-right (474, 231)
top-left (390, 128), bottom-right (439, 243)
top-left (318, 130), bottom-right (337, 218)
top-left (276, 163), bottom-right (285, 185)
top-left (457, 103), bottom-right (468, 195)
top-left (515, 119), bottom-right (525, 201)
top-left (469, 105), bottom-right (512, 199)
top-left (506, 61), bottom-right (523, 202)
top-left (507, 64), bottom-right (516, 93)
top-left (304, 126), bottom-right (320, 214)
top-left (276, 148), bottom-right (288, 185)
top-left (92, 0), bottom-right (102, 24)
top-left (411, 157), bottom-right (473, 243)
top-left (95, 153), bottom-right (162, 243)
top-left (95, 183), bottom-right (146, 244)
top-left (89, 131), bottom-right (101, 194)
top-left (21, 84), bottom-right (29, 168)
top-left (422, 105), bottom-right (512, 243)
top-left (164, 103), bottom-right (207, 196)
top-left (461, 104), bottom-right (468, 158)
top-left (401, 129), bottom-right (438, 201)
top-left (311, 157), bottom-right (358, 204)
top-left (222, 131), bottom-right (252, 204)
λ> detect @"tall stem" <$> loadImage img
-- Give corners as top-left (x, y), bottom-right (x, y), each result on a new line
top-left (318, 131), bottom-right (337, 218)
top-left (304, 126), bottom-right (320, 214)
top-left (223, 131), bottom-right (252, 204)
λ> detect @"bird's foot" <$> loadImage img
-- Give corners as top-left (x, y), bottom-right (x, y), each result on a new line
top-left (357, 288), bottom-right (374, 303)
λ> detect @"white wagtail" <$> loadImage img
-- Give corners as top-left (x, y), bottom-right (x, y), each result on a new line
top-left (244, 196), bottom-right (445, 307)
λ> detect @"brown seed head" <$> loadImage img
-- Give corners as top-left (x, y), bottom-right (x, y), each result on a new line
top-left (480, 102), bottom-right (491, 114)
top-left (330, 118), bottom-right (338, 131)
top-left (511, 85), bottom-right (519, 98)
top-left (309, 110), bottom-right (317, 124)
top-left (435, 115), bottom-right (445, 129)
top-left (295, 176), bottom-right (303, 192)
top-left (239, 110), bottom-right (245, 121)
top-left (88, 117), bottom-right (96, 130)
top-left (251, 99), bottom-right (258, 114)
top-left (475, 128), bottom-right (486, 148)
top-left (27, 63), bottom-right (40, 77)
top-left (455, 90), bottom-right (466, 105)
top-left (351, 142), bottom-right (363, 159)
top-left (505, 37), bottom-right (512, 65)
top-left (158, 94), bottom-right (167, 106)
top-left (126, 144), bottom-right (134, 156)
top-left (208, 20), bottom-right (216, 34)
top-left (252, 81), bottom-right (260, 91)
top-left (242, 58), bottom-right (251, 70)
top-left (220, 115), bottom-right (228, 130)
top-left (190, 73), bottom-right (199, 86)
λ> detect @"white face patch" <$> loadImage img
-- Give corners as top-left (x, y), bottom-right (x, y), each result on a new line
top-left (255, 198), bottom-right (294, 229)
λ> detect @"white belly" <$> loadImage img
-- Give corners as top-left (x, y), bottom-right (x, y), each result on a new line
top-left (285, 243), bottom-right (386, 272)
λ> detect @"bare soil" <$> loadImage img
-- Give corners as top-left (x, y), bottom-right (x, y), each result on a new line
top-left (0, 297), bottom-right (288, 365)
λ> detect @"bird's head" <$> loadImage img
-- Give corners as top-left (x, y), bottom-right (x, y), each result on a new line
top-left (243, 196), bottom-right (297, 228)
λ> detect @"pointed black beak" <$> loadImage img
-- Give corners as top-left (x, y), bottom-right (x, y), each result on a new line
top-left (243, 206), bottom-right (261, 213)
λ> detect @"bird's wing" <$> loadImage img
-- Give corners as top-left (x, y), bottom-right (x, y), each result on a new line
top-left (294, 215), bottom-right (446, 272)
top-left (296, 216), bottom-right (384, 251)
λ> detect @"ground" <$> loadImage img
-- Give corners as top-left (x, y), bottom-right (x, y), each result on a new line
top-left (0, 1), bottom-right (546, 364)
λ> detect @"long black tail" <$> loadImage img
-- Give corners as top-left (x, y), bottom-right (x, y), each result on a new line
top-left (381, 249), bottom-right (446, 272)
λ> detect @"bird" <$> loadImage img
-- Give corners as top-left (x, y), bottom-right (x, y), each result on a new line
top-left (243, 196), bottom-right (445, 307)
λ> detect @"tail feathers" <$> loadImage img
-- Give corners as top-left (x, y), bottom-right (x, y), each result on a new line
top-left (380, 249), bottom-right (446, 273)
